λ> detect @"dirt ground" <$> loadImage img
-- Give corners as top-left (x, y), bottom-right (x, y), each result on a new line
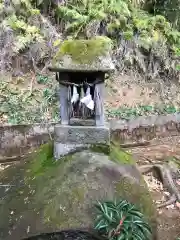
top-left (105, 74), bottom-right (180, 108)
top-left (128, 135), bottom-right (180, 240)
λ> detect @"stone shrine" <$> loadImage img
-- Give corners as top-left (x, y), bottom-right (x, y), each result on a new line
top-left (49, 36), bottom-right (115, 159)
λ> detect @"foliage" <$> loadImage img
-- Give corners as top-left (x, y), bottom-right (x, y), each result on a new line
top-left (94, 199), bottom-right (152, 240)
top-left (36, 74), bottom-right (49, 84)
top-left (0, 0), bottom-right (42, 54)
top-left (176, 48), bottom-right (180, 71)
top-left (0, 0), bottom-right (179, 78)
top-left (106, 104), bottom-right (180, 120)
top-left (152, 0), bottom-right (180, 30)
top-left (54, 0), bottom-right (180, 50)
top-left (0, 75), bottom-right (59, 124)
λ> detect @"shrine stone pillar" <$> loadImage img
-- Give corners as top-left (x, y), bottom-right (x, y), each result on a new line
top-left (48, 36), bottom-right (114, 159)
top-left (95, 82), bottom-right (105, 126)
top-left (59, 84), bottom-right (69, 125)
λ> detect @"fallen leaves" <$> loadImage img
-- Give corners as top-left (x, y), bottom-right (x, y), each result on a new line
top-left (143, 170), bottom-right (180, 211)
top-left (176, 179), bottom-right (180, 186)
top-left (166, 204), bottom-right (175, 210)
top-left (176, 201), bottom-right (180, 209)
top-left (143, 172), bottom-right (163, 192)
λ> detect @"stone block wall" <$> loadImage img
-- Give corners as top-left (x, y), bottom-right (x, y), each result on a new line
top-left (0, 123), bottom-right (54, 159)
top-left (110, 114), bottom-right (180, 143)
top-left (1, 113), bottom-right (180, 161)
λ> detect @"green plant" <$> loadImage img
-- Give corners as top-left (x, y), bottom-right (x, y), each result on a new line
top-left (152, 0), bottom-right (180, 30)
top-left (0, 0), bottom-right (42, 54)
top-left (175, 48), bottom-right (180, 70)
top-left (94, 199), bottom-right (152, 240)
top-left (36, 74), bottom-right (49, 84)
top-left (0, 76), bottom-right (59, 124)
top-left (106, 104), bottom-right (180, 120)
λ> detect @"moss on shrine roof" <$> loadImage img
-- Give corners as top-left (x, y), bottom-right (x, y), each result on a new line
top-left (51, 36), bottom-right (114, 71)
top-left (55, 36), bottom-right (112, 63)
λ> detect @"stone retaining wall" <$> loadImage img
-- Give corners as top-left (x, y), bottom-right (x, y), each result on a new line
top-left (0, 123), bottom-right (54, 159)
top-left (1, 113), bottom-right (180, 161)
top-left (110, 113), bottom-right (180, 143)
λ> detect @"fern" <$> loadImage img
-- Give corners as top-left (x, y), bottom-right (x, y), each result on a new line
top-left (0, 0), bottom-right (43, 54)
top-left (54, 0), bottom-right (180, 51)
top-left (1, 0), bottom-right (179, 77)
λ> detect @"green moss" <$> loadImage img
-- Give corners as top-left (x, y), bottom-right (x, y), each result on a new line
top-left (24, 143), bottom-right (86, 228)
top-left (26, 142), bottom-right (55, 177)
top-left (26, 142), bottom-right (74, 177)
top-left (26, 141), bottom-right (134, 180)
top-left (90, 144), bottom-right (110, 155)
top-left (54, 36), bottom-right (112, 64)
top-left (43, 186), bottom-right (86, 228)
top-left (90, 142), bottom-right (135, 165)
top-left (110, 142), bottom-right (135, 165)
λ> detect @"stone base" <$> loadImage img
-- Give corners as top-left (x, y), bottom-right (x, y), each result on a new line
top-left (54, 142), bottom-right (89, 159)
top-left (54, 124), bottom-right (110, 159)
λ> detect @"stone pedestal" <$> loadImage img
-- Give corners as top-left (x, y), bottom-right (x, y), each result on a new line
top-left (54, 124), bottom-right (110, 159)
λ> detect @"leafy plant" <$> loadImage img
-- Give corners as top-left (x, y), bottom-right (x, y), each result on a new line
top-left (106, 104), bottom-right (180, 120)
top-left (153, 0), bottom-right (180, 30)
top-left (36, 74), bottom-right (49, 84)
top-left (0, 75), bottom-right (59, 124)
top-left (0, 0), bottom-right (42, 54)
top-left (94, 199), bottom-right (152, 240)
top-left (175, 48), bottom-right (180, 71)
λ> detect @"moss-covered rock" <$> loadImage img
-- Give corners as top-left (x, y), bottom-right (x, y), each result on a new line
top-left (0, 143), bottom-right (157, 240)
top-left (51, 36), bottom-right (115, 71)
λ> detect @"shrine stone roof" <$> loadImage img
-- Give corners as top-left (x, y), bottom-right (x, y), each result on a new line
top-left (49, 36), bottom-right (115, 72)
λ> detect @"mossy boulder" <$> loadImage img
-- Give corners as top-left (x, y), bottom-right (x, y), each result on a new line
top-left (51, 36), bottom-right (115, 71)
top-left (0, 143), bottom-right (157, 240)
